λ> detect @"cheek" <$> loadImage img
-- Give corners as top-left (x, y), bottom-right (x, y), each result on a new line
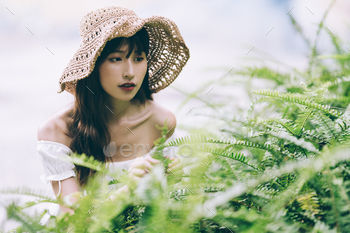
top-left (99, 64), bottom-right (116, 85)
top-left (139, 63), bottom-right (148, 77)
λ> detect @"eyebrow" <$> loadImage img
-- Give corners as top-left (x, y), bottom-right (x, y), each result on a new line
top-left (112, 50), bottom-right (126, 53)
top-left (110, 49), bottom-right (144, 56)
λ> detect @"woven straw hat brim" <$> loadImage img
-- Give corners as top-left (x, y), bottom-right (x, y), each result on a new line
top-left (58, 6), bottom-right (190, 95)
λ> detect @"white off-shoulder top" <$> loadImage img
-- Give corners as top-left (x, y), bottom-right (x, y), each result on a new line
top-left (38, 129), bottom-right (186, 226)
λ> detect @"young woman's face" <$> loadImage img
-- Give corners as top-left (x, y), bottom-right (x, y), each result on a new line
top-left (98, 40), bottom-right (147, 102)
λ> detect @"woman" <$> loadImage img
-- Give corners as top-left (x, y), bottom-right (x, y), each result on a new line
top-left (37, 6), bottom-right (190, 226)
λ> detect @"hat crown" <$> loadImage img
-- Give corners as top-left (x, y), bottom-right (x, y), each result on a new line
top-left (78, 6), bottom-right (137, 38)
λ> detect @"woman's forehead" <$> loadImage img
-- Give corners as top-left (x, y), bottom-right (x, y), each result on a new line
top-left (114, 38), bottom-right (141, 54)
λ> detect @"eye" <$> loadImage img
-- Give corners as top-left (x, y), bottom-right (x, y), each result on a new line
top-left (110, 58), bottom-right (122, 62)
top-left (135, 57), bottom-right (144, 62)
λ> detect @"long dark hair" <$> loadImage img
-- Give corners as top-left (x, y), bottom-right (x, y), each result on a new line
top-left (65, 27), bottom-right (153, 188)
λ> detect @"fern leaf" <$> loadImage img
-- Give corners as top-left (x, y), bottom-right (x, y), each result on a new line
top-left (163, 134), bottom-right (274, 154)
top-left (0, 186), bottom-right (57, 201)
top-left (59, 152), bottom-right (105, 172)
top-left (254, 90), bottom-right (341, 117)
top-left (317, 54), bottom-right (350, 63)
top-left (236, 66), bottom-right (291, 85)
top-left (191, 145), bottom-right (258, 170)
top-left (297, 192), bottom-right (321, 216)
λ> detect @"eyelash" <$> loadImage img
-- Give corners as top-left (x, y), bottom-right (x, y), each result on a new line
top-left (110, 57), bottom-right (144, 62)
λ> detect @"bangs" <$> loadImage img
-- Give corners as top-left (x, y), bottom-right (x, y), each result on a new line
top-left (98, 27), bottom-right (150, 61)
top-left (117, 36), bottom-right (145, 58)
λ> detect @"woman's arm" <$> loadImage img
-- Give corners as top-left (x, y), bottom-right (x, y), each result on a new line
top-left (51, 177), bottom-right (79, 216)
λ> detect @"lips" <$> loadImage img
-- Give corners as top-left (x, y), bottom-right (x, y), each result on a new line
top-left (120, 86), bottom-right (135, 91)
top-left (119, 82), bottom-right (136, 87)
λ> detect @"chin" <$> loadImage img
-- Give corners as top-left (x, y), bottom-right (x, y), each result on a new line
top-left (112, 94), bottom-right (136, 102)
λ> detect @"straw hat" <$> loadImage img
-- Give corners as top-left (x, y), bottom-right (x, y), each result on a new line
top-left (57, 6), bottom-right (190, 95)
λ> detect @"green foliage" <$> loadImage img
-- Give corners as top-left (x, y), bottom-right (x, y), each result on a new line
top-left (151, 118), bottom-right (172, 169)
top-left (2, 1), bottom-right (350, 232)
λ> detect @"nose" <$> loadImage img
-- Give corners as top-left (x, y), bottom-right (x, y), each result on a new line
top-left (123, 59), bottom-right (135, 80)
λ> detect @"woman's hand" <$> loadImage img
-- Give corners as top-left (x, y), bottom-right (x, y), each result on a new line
top-left (127, 154), bottom-right (161, 183)
top-left (165, 156), bottom-right (184, 175)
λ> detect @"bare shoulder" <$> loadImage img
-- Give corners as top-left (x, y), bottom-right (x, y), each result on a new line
top-left (149, 101), bottom-right (176, 139)
top-left (37, 103), bottom-right (74, 148)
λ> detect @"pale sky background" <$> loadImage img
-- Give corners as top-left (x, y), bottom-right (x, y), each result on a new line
top-left (1, 0), bottom-right (349, 230)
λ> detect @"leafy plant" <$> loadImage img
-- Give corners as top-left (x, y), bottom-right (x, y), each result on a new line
top-left (2, 1), bottom-right (350, 232)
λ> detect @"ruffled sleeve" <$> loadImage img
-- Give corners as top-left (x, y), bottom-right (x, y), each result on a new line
top-left (37, 140), bottom-right (76, 197)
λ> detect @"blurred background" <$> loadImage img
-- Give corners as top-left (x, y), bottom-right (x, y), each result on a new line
top-left (1, 0), bottom-right (349, 230)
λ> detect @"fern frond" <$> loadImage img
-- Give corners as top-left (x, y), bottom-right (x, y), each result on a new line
top-left (0, 186), bottom-right (57, 201)
top-left (163, 134), bottom-right (207, 148)
top-left (60, 152), bottom-right (105, 172)
top-left (254, 184), bottom-right (279, 199)
top-left (261, 151), bottom-right (275, 168)
top-left (287, 13), bottom-right (311, 49)
top-left (312, 112), bottom-right (338, 140)
top-left (209, 138), bottom-right (274, 151)
top-left (273, 119), bottom-right (297, 136)
top-left (323, 95), bottom-right (350, 104)
top-left (236, 66), bottom-right (291, 85)
top-left (270, 131), bottom-right (319, 153)
top-left (3, 201), bottom-right (44, 231)
top-left (297, 192), bottom-right (321, 216)
top-left (163, 134), bottom-right (275, 154)
top-left (191, 145), bottom-right (258, 170)
top-left (17, 199), bottom-right (59, 211)
top-left (254, 90), bottom-right (342, 117)
top-left (317, 54), bottom-right (350, 62)
top-left (294, 110), bottom-right (313, 136)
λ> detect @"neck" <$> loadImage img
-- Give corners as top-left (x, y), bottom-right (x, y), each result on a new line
top-left (105, 97), bottom-right (139, 124)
